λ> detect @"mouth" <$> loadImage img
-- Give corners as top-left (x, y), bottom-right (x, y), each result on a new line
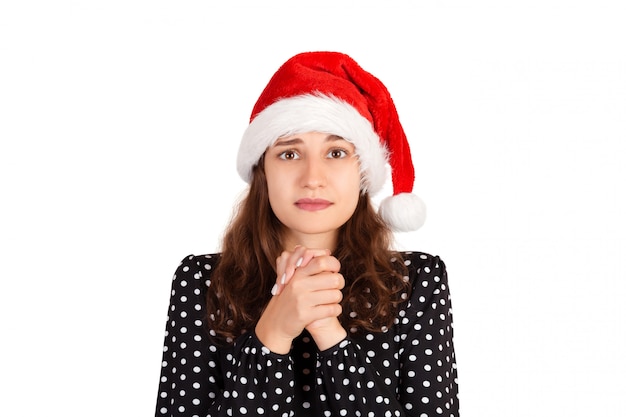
top-left (295, 198), bottom-right (333, 211)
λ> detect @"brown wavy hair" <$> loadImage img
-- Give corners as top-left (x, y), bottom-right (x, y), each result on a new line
top-left (206, 155), bottom-right (410, 342)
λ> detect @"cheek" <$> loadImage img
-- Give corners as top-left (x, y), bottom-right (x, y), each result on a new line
top-left (344, 163), bottom-right (362, 194)
top-left (340, 165), bottom-right (362, 209)
top-left (264, 167), bottom-right (288, 209)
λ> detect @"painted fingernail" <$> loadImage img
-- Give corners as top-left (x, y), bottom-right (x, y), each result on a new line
top-left (280, 273), bottom-right (286, 285)
top-left (271, 283), bottom-right (278, 296)
top-left (295, 257), bottom-right (303, 268)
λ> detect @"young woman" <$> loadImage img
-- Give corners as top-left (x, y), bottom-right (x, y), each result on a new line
top-left (156, 52), bottom-right (459, 416)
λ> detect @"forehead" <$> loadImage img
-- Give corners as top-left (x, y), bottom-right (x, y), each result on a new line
top-left (272, 133), bottom-right (353, 147)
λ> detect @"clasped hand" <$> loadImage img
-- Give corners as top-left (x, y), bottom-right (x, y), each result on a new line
top-left (255, 246), bottom-right (348, 353)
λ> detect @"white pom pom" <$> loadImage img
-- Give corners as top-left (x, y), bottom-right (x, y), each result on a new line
top-left (378, 193), bottom-right (427, 232)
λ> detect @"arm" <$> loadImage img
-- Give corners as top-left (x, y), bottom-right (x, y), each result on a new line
top-left (315, 337), bottom-right (405, 415)
top-left (313, 253), bottom-right (460, 417)
top-left (155, 255), bottom-right (298, 416)
top-left (155, 255), bottom-right (220, 416)
top-left (397, 254), bottom-right (460, 415)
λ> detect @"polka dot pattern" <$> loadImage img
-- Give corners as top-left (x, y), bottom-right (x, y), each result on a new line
top-left (155, 252), bottom-right (460, 416)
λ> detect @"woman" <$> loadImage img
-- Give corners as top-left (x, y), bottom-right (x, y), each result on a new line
top-left (156, 51), bottom-right (459, 416)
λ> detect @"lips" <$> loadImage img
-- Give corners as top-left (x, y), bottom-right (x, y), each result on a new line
top-left (295, 198), bottom-right (333, 211)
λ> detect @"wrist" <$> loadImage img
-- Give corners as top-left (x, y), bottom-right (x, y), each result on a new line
top-left (255, 315), bottom-right (293, 355)
top-left (307, 318), bottom-right (347, 351)
top-left (254, 325), bottom-right (292, 355)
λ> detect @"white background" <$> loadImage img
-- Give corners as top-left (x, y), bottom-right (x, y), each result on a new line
top-left (1, 1), bottom-right (625, 416)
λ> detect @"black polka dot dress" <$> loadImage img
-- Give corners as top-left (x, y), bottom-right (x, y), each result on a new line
top-left (156, 252), bottom-right (459, 416)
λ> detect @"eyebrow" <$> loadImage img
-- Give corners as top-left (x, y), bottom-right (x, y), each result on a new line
top-left (273, 134), bottom-right (345, 147)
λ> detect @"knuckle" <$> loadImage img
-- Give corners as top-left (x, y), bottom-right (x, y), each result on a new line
top-left (333, 304), bottom-right (343, 316)
top-left (331, 273), bottom-right (344, 288)
top-left (316, 256), bottom-right (331, 270)
top-left (337, 273), bottom-right (345, 288)
top-left (318, 256), bottom-right (339, 272)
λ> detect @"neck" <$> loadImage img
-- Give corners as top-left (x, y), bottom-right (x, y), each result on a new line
top-left (282, 229), bottom-right (338, 253)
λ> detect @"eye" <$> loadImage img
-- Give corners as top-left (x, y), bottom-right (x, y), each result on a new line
top-left (278, 150), bottom-right (300, 160)
top-left (327, 148), bottom-right (348, 159)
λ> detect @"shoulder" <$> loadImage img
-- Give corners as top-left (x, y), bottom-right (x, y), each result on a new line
top-left (396, 251), bottom-right (446, 275)
top-left (393, 252), bottom-right (454, 334)
top-left (169, 253), bottom-right (221, 291)
top-left (174, 253), bottom-right (221, 275)
top-left (396, 250), bottom-right (450, 296)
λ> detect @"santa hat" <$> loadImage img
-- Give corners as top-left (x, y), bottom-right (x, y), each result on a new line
top-left (237, 51), bottom-right (426, 232)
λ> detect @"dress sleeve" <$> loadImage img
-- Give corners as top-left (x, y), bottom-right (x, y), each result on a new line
top-left (155, 255), bottom-right (297, 417)
top-left (397, 254), bottom-right (460, 415)
top-left (314, 253), bottom-right (460, 417)
top-left (155, 255), bottom-right (219, 416)
top-left (316, 337), bottom-right (406, 416)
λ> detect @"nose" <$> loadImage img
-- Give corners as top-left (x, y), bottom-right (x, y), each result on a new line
top-left (301, 157), bottom-right (326, 189)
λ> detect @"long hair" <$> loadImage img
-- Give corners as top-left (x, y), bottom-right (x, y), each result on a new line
top-left (207, 156), bottom-right (410, 342)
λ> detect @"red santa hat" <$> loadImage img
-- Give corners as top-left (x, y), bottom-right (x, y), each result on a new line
top-left (237, 51), bottom-right (426, 232)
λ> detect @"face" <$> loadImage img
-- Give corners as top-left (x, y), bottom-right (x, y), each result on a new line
top-left (264, 132), bottom-right (361, 249)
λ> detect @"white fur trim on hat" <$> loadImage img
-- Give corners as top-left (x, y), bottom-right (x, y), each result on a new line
top-left (378, 193), bottom-right (427, 232)
top-left (237, 94), bottom-right (389, 194)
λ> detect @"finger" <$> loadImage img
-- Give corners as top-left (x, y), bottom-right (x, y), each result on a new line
top-left (284, 245), bottom-right (308, 282)
top-left (309, 302), bottom-right (343, 322)
top-left (287, 247), bottom-right (329, 280)
top-left (273, 246), bottom-right (310, 295)
top-left (278, 247), bottom-right (308, 294)
top-left (275, 247), bottom-right (330, 295)
top-left (297, 254), bottom-right (341, 277)
top-left (311, 288), bottom-right (344, 306)
top-left (272, 251), bottom-right (291, 295)
top-left (289, 272), bottom-right (345, 294)
top-left (297, 248), bottom-right (331, 273)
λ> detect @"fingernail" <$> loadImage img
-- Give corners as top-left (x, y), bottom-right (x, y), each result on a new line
top-left (280, 273), bottom-right (286, 285)
top-left (271, 283), bottom-right (278, 296)
top-left (295, 257), bottom-right (303, 268)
